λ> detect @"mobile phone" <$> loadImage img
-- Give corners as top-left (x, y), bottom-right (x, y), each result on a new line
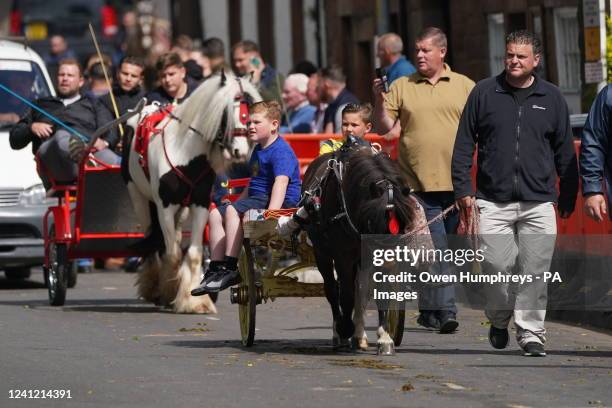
top-left (376, 67), bottom-right (389, 93)
top-left (251, 57), bottom-right (261, 69)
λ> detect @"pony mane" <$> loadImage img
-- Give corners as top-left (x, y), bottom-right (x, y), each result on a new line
top-left (173, 73), bottom-right (262, 144)
top-left (343, 149), bottom-right (415, 234)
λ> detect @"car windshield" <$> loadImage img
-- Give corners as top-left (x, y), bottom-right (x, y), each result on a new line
top-left (0, 59), bottom-right (51, 124)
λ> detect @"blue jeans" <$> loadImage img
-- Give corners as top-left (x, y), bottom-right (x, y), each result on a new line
top-left (415, 191), bottom-right (458, 315)
top-left (217, 195), bottom-right (297, 217)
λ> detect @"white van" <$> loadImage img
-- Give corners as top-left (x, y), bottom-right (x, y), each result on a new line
top-left (0, 39), bottom-right (55, 280)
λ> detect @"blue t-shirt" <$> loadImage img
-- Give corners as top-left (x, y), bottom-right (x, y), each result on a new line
top-left (387, 55), bottom-right (417, 84)
top-left (248, 137), bottom-right (301, 205)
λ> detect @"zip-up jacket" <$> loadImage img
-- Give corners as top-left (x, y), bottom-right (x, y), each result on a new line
top-left (451, 73), bottom-right (578, 213)
top-left (580, 84), bottom-right (612, 219)
top-left (9, 94), bottom-right (119, 154)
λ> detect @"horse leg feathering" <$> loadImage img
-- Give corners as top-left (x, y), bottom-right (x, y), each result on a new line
top-left (173, 206), bottom-right (216, 314)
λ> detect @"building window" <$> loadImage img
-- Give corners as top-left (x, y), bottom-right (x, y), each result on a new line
top-left (488, 13), bottom-right (505, 76)
top-left (554, 7), bottom-right (580, 91)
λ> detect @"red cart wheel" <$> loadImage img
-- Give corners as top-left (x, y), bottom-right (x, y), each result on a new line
top-left (47, 226), bottom-right (68, 306)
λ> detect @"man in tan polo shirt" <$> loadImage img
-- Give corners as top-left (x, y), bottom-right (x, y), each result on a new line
top-left (373, 27), bottom-right (475, 333)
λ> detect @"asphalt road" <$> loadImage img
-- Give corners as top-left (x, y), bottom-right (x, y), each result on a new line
top-left (1, 268), bottom-right (611, 408)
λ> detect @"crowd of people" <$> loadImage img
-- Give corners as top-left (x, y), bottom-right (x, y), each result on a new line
top-left (6, 14), bottom-right (611, 358)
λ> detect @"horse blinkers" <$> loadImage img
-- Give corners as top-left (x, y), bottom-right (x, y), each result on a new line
top-left (221, 96), bottom-right (250, 159)
top-left (375, 179), bottom-right (400, 235)
top-left (226, 79), bottom-right (252, 159)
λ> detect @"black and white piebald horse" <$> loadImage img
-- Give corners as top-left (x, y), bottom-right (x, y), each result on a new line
top-left (125, 72), bottom-right (261, 313)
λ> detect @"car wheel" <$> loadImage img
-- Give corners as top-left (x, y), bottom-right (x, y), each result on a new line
top-left (5, 267), bottom-right (32, 280)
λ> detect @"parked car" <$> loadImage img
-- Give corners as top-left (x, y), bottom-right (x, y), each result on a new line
top-left (0, 39), bottom-right (55, 280)
top-left (9, 0), bottom-right (119, 65)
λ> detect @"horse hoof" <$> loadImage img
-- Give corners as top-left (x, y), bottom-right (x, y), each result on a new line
top-left (351, 337), bottom-right (368, 351)
top-left (377, 342), bottom-right (395, 356)
top-left (333, 337), bottom-right (351, 352)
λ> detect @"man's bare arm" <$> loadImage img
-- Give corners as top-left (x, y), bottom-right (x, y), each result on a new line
top-left (372, 78), bottom-right (396, 134)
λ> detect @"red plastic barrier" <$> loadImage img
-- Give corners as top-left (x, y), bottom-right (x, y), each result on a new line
top-left (281, 133), bottom-right (397, 176)
top-left (280, 135), bottom-right (610, 240)
top-left (556, 141), bottom-right (611, 257)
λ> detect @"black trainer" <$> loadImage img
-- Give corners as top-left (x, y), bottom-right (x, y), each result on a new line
top-left (488, 326), bottom-right (509, 349)
top-left (522, 342), bottom-right (546, 357)
top-left (191, 267), bottom-right (222, 296)
top-left (417, 312), bottom-right (440, 330)
top-left (438, 311), bottom-right (459, 334)
top-left (199, 266), bottom-right (241, 293)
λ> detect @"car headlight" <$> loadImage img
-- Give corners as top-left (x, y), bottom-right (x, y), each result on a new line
top-left (19, 184), bottom-right (53, 205)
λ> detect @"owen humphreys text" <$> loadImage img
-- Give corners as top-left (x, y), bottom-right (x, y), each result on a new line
top-left (369, 246), bottom-right (562, 302)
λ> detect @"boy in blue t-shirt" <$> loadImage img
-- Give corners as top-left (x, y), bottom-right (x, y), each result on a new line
top-left (192, 101), bottom-right (301, 295)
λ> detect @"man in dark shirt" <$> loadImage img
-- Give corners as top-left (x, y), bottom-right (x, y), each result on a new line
top-left (10, 59), bottom-right (119, 187)
top-left (232, 40), bottom-right (284, 104)
top-left (99, 56), bottom-right (146, 157)
top-left (580, 84), bottom-right (612, 222)
top-left (147, 52), bottom-right (198, 105)
top-left (202, 37), bottom-right (229, 77)
top-left (452, 31), bottom-right (578, 357)
top-left (320, 66), bottom-right (359, 133)
top-left (100, 56), bottom-right (146, 117)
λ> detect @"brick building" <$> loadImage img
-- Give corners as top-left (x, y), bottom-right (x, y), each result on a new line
top-left (169, 0), bottom-right (586, 112)
top-left (323, 0), bottom-right (585, 112)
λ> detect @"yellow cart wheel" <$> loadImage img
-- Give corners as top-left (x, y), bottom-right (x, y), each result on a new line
top-left (238, 239), bottom-right (257, 347)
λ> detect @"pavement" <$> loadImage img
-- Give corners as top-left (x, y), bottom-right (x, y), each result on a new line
top-left (0, 268), bottom-right (611, 408)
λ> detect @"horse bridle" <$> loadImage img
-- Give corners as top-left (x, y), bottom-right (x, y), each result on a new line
top-left (376, 179), bottom-right (395, 211)
top-left (215, 77), bottom-right (251, 158)
top-left (159, 77), bottom-right (251, 160)
top-left (327, 149), bottom-right (401, 236)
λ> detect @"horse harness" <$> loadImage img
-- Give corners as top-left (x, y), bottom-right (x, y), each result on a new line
top-left (134, 78), bottom-right (252, 207)
top-left (301, 140), bottom-right (399, 237)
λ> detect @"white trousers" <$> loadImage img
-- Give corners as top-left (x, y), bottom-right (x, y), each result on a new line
top-left (477, 199), bottom-right (557, 347)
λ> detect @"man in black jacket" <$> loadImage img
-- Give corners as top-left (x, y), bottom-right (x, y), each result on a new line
top-left (452, 31), bottom-right (578, 357)
top-left (10, 59), bottom-right (120, 187)
top-left (100, 56), bottom-right (146, 154)
top-left (100, 56), bottom-right (146, 120)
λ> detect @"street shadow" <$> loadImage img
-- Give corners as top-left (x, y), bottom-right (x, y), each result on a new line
top-left (283, 325), bottom-right (432, 334)
top-left (0, 277), bottom-right (46, 290)
top-left (468, 364), bottom-right (612, 369)
top-left (0, 298), bottom-right (52, 307)
top-left (167, 338), bottom-right (345, 356)
top-left (0, 297), bottom-right (165, 313)
top-left (63, 298), bottom-right (171, 314)
top-left (170, 339), bottom-right (612, 359)
top-left (64, 302), bottom-right (165, 314)
top-left (397, 347), bottom-right (612, 358)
